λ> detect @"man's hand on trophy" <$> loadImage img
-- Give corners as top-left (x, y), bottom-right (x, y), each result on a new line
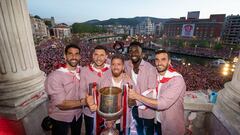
top-left (89, 104), bottom-right (97, 112)
top-left (128, 88), bottom-right (138, 100)
top-left (86, 94), bottom-right (97, 112)
top-left (86, 94), bottom-right (94, 105)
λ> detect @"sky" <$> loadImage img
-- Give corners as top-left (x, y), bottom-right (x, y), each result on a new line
top-left (28, 0), bottom-right (240, 24)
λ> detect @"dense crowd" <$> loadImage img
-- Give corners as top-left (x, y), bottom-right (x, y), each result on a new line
top-left (36, 39), bottom-right (233, 91)
top-left (172, 62), bottom-right (232, 91)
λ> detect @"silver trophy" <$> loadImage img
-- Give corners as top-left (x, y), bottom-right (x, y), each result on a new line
top-left (97, 87), bottom-right (123, 135)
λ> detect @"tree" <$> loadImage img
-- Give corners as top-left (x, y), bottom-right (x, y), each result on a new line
top-left (71, 23), bottom-right (107, 34)
top-left (34, 15), bottom-right (41, 19)
top-left (214, 43), bottom-right (223, 50)
top-left (201, 40), bottom-right (209, 48)
top-left (45, 20), bottom-right (52, 28)
top-left (178, 39), bottom-right (184, 47)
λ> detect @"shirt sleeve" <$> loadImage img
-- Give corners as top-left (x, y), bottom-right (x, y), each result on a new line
top-left (45, 74), bottom-right (65, 105)
top-left (157, 76), bottom-right (186, 110)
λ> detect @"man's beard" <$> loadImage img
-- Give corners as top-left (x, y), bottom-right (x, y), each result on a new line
top-left (131, 56), bottom-right (141, 63)
top-left (66, 59), bottom-right (79, 67)
top-left (157, 64), bottom-right (169, 73)
top-left (112, 70), bottom-right (122, 77)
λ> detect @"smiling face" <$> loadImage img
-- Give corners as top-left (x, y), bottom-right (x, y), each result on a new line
top-left (129, 46), bottom-right (142, 63)
top-left (155, 52), bottom-right (171, 75)
top-left (111, 58), bottom-right (124, 77)
top-left (64, 47), bottom-right (81, 68)
top-left (92, 49), bottom-right (108, 68)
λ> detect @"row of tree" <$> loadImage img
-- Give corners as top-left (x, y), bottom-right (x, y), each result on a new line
top-left (72, 23), bottom-right (107, 34)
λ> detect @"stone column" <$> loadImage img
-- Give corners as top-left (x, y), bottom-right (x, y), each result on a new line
top-left (213, 55), bottom-right (240, 135)
top-left (0, 0), bottom-right (47, 134)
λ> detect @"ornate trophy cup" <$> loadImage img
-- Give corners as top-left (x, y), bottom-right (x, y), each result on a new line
top-left (97, 87), bottom-right (123, 135)
top-left (89, 83), bottom-right (131, 135)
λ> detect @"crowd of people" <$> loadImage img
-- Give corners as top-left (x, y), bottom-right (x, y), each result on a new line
top-left (172, 62), bottom-right (231, 91)
top-left (36, 39), bottom-right (66, 74)
top-left (36, 38), bottom-right (232, 91)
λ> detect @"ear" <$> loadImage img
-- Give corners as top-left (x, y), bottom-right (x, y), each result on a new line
top-left (168, 59), bottom-right (171, 65)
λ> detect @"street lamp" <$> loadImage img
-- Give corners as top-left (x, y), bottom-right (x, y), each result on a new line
top-left (194, 44), bottom-right (198, 54)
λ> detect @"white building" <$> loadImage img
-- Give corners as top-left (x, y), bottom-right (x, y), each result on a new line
top-left (137, 18), bottom-right (155, 35)
top-left (30, 16), bottom-right (49, 42)
top-left (52, 23), bottom-right (71, 39)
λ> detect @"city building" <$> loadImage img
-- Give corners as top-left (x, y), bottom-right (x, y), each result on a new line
top-left (187, 11), bottom-right (200, 20)
top-left (30, 15), bottom-right (49, 42)
top-left (155, 22), bottom-right (164, 36)
top-left (136, 18), bottom-right (155, 35)
top-left (221, 15), bottom-right (240, 45)
top-left (163, 12), bottom-right (225, 40)
top-left (51, 23), bottom-right (71, 39)
top-left (101, 25), bottom-right (130, 35)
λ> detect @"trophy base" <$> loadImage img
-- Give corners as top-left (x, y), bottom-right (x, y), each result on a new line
top-left (100, 128), bottom-right (119, 135)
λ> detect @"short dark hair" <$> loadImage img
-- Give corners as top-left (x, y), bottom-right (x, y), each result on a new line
top-left (65, 44), bottom-right (81, 55)
top-left (111, 54), bottom-right (125, 64)
top-left (128, 41), bottom-right (142, 52)
top-left (155, 49), bottom-right (171, 60)
top-left (94, 45), bottom-right (108, 54)
top-left (129, 41), bottom-right (142, 49)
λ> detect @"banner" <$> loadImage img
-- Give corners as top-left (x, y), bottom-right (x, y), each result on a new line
top-left (181, 24), bottom-right (195, 37)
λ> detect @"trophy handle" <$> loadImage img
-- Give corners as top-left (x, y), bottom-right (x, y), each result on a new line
top-left (88, 83), bottom-right (93, 96)
top-left (89, 82), bottom-right (98, 104)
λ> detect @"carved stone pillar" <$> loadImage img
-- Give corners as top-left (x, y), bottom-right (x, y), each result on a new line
top-left (0, 0), bottom-right (47, 134)
top-left (213, 55), bottom-right (240, 135)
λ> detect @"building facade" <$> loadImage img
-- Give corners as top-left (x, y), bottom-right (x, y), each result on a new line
top-left (136, 18), bottom-right (155, 35)
top-left (51, 23), bottom-right (71, 39)
top-left (30, 16), bottom-right (49, 42)
top-left (163, 13), bottom-right (225, 40)
top-left (222, 15), bottom-right (240, 45)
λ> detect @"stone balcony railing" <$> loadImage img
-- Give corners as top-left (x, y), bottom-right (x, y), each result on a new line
top-left (184, 90), bottom-right (230, 135)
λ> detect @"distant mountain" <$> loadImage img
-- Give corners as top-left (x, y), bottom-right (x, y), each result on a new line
top-left (84, 17), bottom-right (172, 26)
top-left (85, 19), bottom-right (100, 24)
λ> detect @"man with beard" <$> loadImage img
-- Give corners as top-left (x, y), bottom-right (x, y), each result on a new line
top-left (45, 44), bottom-right (86, 135)
top-left (87, 54), bottom-right (137, 135)
top-left (124, 41), bottom-right (157, 135)
top-left (80, 45), bottom-right (111, 135)
top-left (128, 50), bottom-right (186, 135)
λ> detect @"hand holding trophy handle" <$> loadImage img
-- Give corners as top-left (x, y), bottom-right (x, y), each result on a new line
top-left (86, 83), bottom-right (97, 112)
top-left (128, 84), bottom-right (136, 107)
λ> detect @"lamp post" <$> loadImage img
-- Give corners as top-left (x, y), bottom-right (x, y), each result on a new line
top-left (194, 44), bottom-right (198, 54)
